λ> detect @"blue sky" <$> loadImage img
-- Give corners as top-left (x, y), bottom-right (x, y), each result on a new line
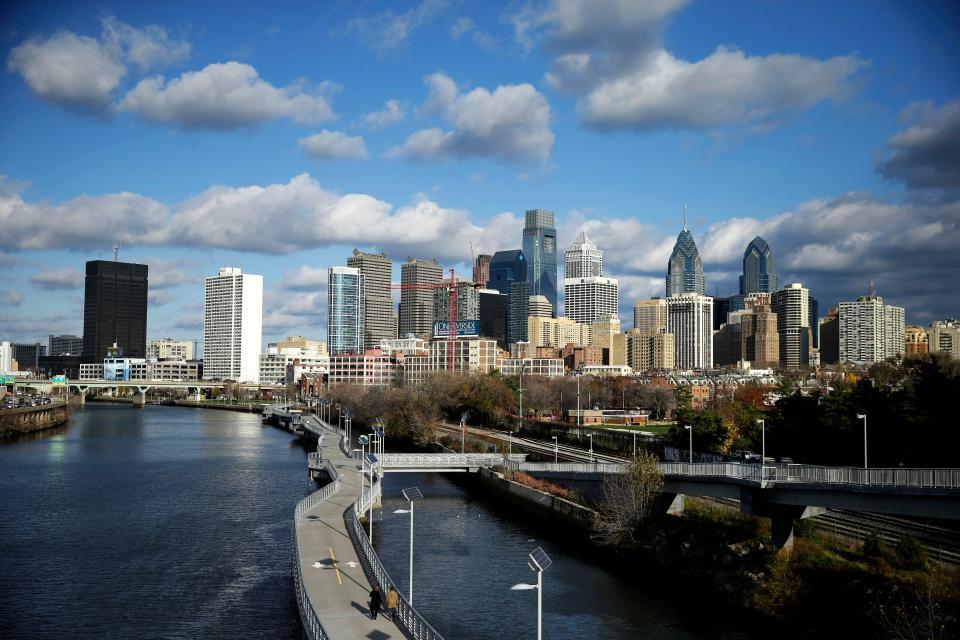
top-left (1, 0), bottom-right (958, 347)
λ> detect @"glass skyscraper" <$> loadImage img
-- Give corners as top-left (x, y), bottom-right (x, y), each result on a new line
top-left (666, 214), bottom-right (704, 297)
top-left (488, 249), bottom-right (528, 345)
top-left (83, 260), bottom-right (148, 361)
top-left (522, 209), bottom-right (557, 318)
top-left (327, 266), bottom-right (365, 355)
top-left (740, 236), bottom-right (777, 296)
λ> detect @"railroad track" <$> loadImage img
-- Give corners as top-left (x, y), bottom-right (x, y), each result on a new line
top-left (435, 422), bottom-right (624, 465)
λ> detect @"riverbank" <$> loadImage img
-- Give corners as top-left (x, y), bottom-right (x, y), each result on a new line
top-left (0, 401), bottom-right (69, 438)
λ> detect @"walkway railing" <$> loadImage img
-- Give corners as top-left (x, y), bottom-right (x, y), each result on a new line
top-left (381, 453), bottom-right (526, 469)
top-left (508, 460), bottom-right (960, 490)
top-left (346, 478), bottom-right (445, 640)
top-left (292, 456), bottom-right (340, 640)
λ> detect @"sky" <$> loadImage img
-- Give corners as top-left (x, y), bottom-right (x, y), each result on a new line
top-left (1, 0), bottom-right (958, 349)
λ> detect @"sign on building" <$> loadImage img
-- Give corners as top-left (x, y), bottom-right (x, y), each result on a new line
top-left (432, 319), bottom-right (480, 338)
top-left (51, 375), bottom-right (66, 384)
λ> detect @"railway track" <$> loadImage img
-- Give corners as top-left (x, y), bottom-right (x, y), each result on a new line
top-left (443, 422), bottom-right (960, 565)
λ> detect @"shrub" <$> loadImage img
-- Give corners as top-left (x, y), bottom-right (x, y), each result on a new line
top-left (793, 518), bottom-right (816, 539)
top-left (895, 536), bottom-right (927, 570)
top-left (862, 530), bottom-right (886, 559)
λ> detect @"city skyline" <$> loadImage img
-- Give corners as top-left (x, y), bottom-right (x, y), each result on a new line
top-left (1, 1), bottom-right (958, 346)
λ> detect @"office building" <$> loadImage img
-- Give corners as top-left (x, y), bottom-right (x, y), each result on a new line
top-left (12, 342), bottom-right (46, 370)
top-left (498, 358), bottom-right (565, 377)
top-left (48, 334), bottom-right (83, 356)
top-left (626, 329), bottom-right (675, 372)
top-left (666, 211), bottom-right (704, 297)
top-left (809, 295), bottom-right (820, 350)
top-left (147, 338), bottom-right (195, 361)
top-left (820, 307), bottom-right (840, 364)
top-left (838, 293), bottom-right (905, 364)
top-left (433, 279), bottom-right (479, 324)
top-left (399, 258), bottom-right (443, 338)
top-left (203, 267), bottom-right (263, 382)
top-left (740, 236), bottom-right (777, 296)
top-left (509, 282), bottom-right (530, 345)
top-left (347, 249), bottom-right (395, 345)
top-left (929, 320), bottom-right (960, 359)
top-left (328, 266), bottom-right (366, 356)
top-left (904, 325), bottom-right (929, 356)
top-left (83, 260), bottom-right (148, 361)
top-left (633, 299), bottom-right (667, 333)
top-left (523, 209), bottom-right (558, 317)
top-left (713, 323), bottom-right (742, 367)
top-left (478, 289), bottom-right (508, 348)
top-left (667, 294), bottom-right (713, 370)
top-left (741, 305), bottom-right (779, 368)
top-left (259, 344), bottom-right (329, 385)
top-left (771, 283), bottom-right (811, 369)
top-left (528, 316), bottom-right (591, 350)
top-left (590, 317), bottom-right (626, 366)
top-left (528, 295), bottom-right (553, 318)
top-left (473, 254), bottom-right (491, 287)
top-left (563, 232), bottom-right (619, 323)
top-left (0, 341), bottom-right (14, 373)
top-left (713, 296), bottom-right (731, 331)
top-left (428, 338), bottom-right (498, 374)
top-left (488, 250), bottom-right (528, 345)
top-left (328, 351), bottom-right (398, 387)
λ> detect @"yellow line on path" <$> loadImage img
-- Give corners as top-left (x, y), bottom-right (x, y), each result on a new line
top-left (329, 546), bottom-right (343, 585)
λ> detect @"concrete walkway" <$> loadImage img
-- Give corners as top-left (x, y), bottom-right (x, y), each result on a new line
top-left (296, 416), bottom-right (402, 639)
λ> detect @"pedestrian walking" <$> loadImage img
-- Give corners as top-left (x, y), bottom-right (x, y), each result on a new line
top-left (369, 585), bottom-right (382, 620)
top-left (386, 584), bottom-right (399, 620)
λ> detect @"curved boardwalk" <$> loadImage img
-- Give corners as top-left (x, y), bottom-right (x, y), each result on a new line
top-left (294, 417), bottom-right (403, 639)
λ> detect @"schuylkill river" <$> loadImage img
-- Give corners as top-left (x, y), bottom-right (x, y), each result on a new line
top-left (0, 405), bottom-right (750, 639)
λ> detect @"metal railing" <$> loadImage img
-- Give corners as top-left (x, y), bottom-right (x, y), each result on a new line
top-left (380, 453), bottom-right (527, 468)
top-left (292, 456), bottom-right (340, 640)
top-left (659, 462), bottom-right (960, 489)
top-left (346, 478), bottom-right (446, 640)
top-left (505, 460), bottom-right (623, 474)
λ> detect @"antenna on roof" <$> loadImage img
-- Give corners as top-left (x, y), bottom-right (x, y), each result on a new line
top-left (682, 204), bottom-right (688, 232)
top-left (113, 241), bottom-right (120, 262)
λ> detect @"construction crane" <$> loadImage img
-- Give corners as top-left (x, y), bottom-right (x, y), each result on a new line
top-left (388, 265), bottom-right (483, 372)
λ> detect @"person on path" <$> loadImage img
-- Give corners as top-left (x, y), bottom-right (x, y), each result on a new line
top-left (369, 585), bottom-right (382, 620)
top-left (386, 585), bottom-right (399, 620)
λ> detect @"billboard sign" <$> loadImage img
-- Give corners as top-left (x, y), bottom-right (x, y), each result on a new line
top-left (52, 375), bottom-right (66, 384)
top-left (432, 319), bottom-right (480, 338)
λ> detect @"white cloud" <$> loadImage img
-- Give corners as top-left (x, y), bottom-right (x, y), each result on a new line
top-left (450, 17), bottom-right (474, 39)
top-left (148, 290), bottom-right (175, 306)
top-left (877, 99), bottom-right (960, 192)
top-left (299, 130), bottom-right (369, 160)
top-left (521, 0), bottom-right (865, 131)
top-left (6, 17), bottom-right (190, 115)
top-left (7, 31), bottom-right (126, 114)
top-left (119, 62), bottom-right (335, 130)
top-left (29, 267), bottom-right (84, 290)
top-left (363, 99), bottom-right (405, 128)
top-left (348, 0), bottom-right (449, 52)
top-left (387, 72), bottom-right (554, 164)
top-left (281, 266), bottom-right (329, 291)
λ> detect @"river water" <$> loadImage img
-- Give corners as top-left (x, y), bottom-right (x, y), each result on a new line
top-left (1, 405), bottom-right (748, 639)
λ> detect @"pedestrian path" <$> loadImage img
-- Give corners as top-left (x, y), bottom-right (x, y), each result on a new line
top-left (294, 417), bottom-right (402, 639)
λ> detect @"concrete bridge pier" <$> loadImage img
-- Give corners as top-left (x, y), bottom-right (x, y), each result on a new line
top-left (768, 505), bottom-right (825, 551)
top-left (657, 492), bottom-right (686, 515)
top-left (133, 387), bottom-right (148, 408)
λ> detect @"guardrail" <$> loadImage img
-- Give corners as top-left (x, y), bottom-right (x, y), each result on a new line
top-left (506, 461), bottom-right (624, 474)
top-left (346, 478), bottom-right (445, 640)
top-left (380, 453), bottom-right (527, 468)
top-left (292, 456), bottom-right (340, 640)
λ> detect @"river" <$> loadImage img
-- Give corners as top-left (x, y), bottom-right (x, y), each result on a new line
top-left (1, 405), bottom-right (749, 639)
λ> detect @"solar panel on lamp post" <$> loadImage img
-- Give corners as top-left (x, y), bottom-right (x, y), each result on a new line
top-left (510, 546), bottom-right (552, 640)
top-left (393, 487), bottom-right (423, 603)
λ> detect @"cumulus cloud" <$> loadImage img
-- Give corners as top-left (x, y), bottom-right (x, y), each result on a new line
top-left (348, 0), bottom-right (448, 52)
top-left (299, 130), bottom-right (369, 160)
top-left (281, 266), bottom-right (329, 291)
top-left (6, 17), bottom-right (189, 115)
top-left (518, 0), bottom-right (865, 131)
top-left (0, 173), bottom-right (519, 263)
top-left (363, 99), bottom-right (405, 128)
top-left (119, 62), bottom-right (335, 129)
top-left (29, 267), bottom-right (84, 290)
top-left (877, 100), bottom-right (960, 193)
top-left (386, 72), bottom-right (554, 164)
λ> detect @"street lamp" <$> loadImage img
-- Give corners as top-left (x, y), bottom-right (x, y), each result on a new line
top-left (510, 547), bottom-right (552, 640)
top-left (359, 435), bottom-right (369, 505)
top-left (575, 365), bottom-right (583, 428)
top-left (551, 435), bottom-right (558, 463)
top-left (684, 425), bottom-right (692, 464)
top-left (392, 487), bottom-right (423, 603)
top-left (756, 419), bottom-right (766, 476)
top-left (365, 453), bottom-right (378, 541)
top-left (857, 413), bottom-right (868, 469)
top-left (518, 362), bottom-right (527, 433)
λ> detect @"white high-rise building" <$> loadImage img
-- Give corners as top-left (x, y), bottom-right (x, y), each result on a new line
top-left (839, 294), bottom-right (905, 364)
top-left (667, 294), bottom-right (713, 370)
top-left (563, 232), bottom-right (619, 323)
top-left (0, 341), bottom-right (14, 373)
top-left (771, 283), bottom-right (811, 369)
top-left (203, 267), bottom-right (263, 382)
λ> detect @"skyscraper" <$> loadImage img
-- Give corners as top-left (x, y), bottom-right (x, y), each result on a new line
top-left (563, 231), bottom-right (619, 323)
top-left (478, 289), bottom-right (508, 348)
top-left (433, 279), bottom-right (479, 323)
top-left (666, 209), bottom-right (704, 297)
top-left (203, 267), bottom-right (262, 382)
top-left (771, 283), bottom-right (810, 369)
top-left (488, 250), bottom-right (528, 345)
top-left (838, 293), bottom-right (905, 364)
top-left (740, 236), bottom-right (777, 296)
top-left (83, 260), bottom-right (148, 361)
top-left (473, 254), bottom-right (491, 287)
top-left (347, 249), bottom-right (394, 345)
top-left (667, 293), bottom-right (713, 370)
top-left (633, 298), bottom-right (667, 333)
top-left (740, 304), bottom-right (779, 368)
top-left (49, 334), bottom-right (83, 356)
top-left (522, 209), bottom-right (558, 317)
top-left (399, 258), bottom-right (442, 338)
top-left (328, 266), bottom-right (365, 355)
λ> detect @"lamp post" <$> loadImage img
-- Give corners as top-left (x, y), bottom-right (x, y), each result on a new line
top-left (756, 419), bottom-right (766, 477)
top-left (857, 413), bottom-right (868, 469)
top-left (587, 433), bottom-right (593, 463)
top-left (358, 435), bottom-right (369, 505)
top-left (575, 366), bottom-right (582, 428)
top-left (684, 425), bottom-right (692, 464)
top-left (511, 547), bottom-right (552, 640)
top-left (393, 487), bottom-right (423, 603)
top-left (551, 436), bottom-right (558, 463)
top-left (366, 453), bottom-right (377, 541)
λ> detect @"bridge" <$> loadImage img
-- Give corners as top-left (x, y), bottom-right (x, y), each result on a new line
top-left (11, 379), bottom-right (284, 406)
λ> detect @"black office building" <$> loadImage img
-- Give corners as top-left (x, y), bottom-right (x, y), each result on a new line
top-left (83, 260), bottom-right (148, 361)
top-left (478, 289), bottom-right (508, 349)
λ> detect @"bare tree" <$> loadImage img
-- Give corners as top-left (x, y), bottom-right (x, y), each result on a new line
top-left (593, 451), bottom-right (664, 545)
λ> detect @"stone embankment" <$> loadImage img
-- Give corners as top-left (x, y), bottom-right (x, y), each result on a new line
top-left (0, 401), bottom-right (69, 437)
top-left (476, 467), bottom-right (596, 530)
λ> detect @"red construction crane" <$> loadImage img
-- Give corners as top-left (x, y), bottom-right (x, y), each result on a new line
top-left (388, 267), bottom-right (482, 372)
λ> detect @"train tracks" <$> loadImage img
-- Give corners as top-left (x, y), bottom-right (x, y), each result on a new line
top-left (435, 422), bottom-right (624, 465)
